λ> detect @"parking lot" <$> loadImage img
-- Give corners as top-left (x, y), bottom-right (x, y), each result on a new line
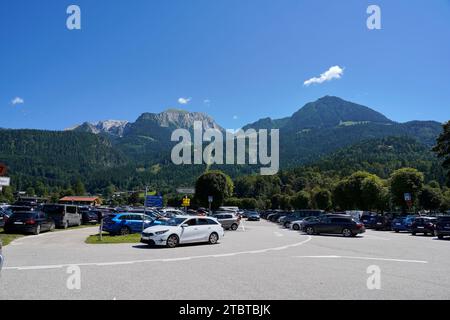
top-left (1, 219), bottom-right (450, 300)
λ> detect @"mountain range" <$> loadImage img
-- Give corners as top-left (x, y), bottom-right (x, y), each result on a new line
top-left (0, 96), bottom-right (445, 192)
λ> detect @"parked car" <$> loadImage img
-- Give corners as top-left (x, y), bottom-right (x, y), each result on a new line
top-left (281, 210), bottom-right (324, 227)
top-left (391, 215), bottom-right (417, 232)
top-left (303, 214), bottom-right (365, 237)
top-left (374, 214), bottom-right (394, 231)
top-left (411, 217), bottom-right (437, 236)
top-left (0, 207), bottom-right (12, 228)
top-left (3, 211), bottom-right (55, 235)
top-left (212, 212), bottom-right (241, 230)
top-left (435, 216), bottom-right (450, 239)
top-left (141, 216), bottom-right (224, 248)
top-left (289, 216), bottom-right (320, 231)
top-left (268, 212), bottom-right (289, 223)
top-left (40, 204), bottom-right (81, 229)
top-left (360, 212), bottom-right (378, 229)
top-left (247, 211), bottom-right (260, 221)
top-left (102, 213), bottom-right (156, 235)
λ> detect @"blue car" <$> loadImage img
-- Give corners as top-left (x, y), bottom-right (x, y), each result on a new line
top-left (391, 215), bottom-right (417, 233)
top-left (102, 213), bottom-right (163, 235)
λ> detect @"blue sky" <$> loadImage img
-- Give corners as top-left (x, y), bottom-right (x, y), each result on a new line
top-left (1, 0), bottom-right (449, 130)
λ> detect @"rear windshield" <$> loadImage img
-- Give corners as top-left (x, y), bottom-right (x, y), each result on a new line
top-left (438, 217), bottom-right (450, 222)
top-left (12, 212), bottom-right (35, 218)
top-left (42, 205), bottom-right (64, 214)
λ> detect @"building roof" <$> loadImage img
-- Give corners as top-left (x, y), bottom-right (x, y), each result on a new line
top-left (59, 196), bottom-right (100, 202)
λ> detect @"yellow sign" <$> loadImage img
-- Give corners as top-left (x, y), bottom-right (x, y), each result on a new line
top-left (182, 197), bottom-right (190, 207)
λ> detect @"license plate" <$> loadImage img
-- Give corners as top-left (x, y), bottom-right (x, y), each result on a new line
top-left (377, 222), bottom-right (382, 225)
top-left (417, 226), bottom-right (424, 229)
top-left (396, 223), bottom-right (401, 225)
top-left (14, 221), bottom-right (24, 225)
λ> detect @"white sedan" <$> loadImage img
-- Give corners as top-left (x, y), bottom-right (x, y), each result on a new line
top-left (141, 215), bottom-right (225, 248)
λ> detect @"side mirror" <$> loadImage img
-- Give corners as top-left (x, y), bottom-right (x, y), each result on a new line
top-left (181, 224), bottom-right (189, 228)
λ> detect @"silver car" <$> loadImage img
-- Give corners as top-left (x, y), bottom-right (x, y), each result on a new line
top-left (212, 212), bottom-right (240, 231)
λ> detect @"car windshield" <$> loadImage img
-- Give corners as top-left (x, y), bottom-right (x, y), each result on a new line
top-left (159, 217), bottom-right (186, 226)
top-left (41, 205), bottom-right (64, 214)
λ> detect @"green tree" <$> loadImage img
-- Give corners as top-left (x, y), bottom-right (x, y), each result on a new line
top-left (128, 192), bottom-right (141, 205)
top-left (73, 180), bottom-right (86, 196)
top-left (195, 171), bottom-right (234, 209)
top-left (419, 185), bottom-right (443, 211)
top-left (0, 186), bottom-right (14, 203)
top-left (26, 187), bottom-right (35, 196)
top-left (312, 188), bottom-right (332, 210)
top-left (361, 175), bottom-right (385, 211)
top-left (291, 191), bottom-right (310, 209)
top-left (390, 168), bottom-right (424, 212)
top-left (433, 121), bottom-right (450, 183)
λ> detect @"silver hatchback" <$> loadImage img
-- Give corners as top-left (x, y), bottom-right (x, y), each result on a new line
top-left (212, 212), bottom-right (240, 231)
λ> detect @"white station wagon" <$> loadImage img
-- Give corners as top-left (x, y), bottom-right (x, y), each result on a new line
top-left (141, 215), bottom-right (224, 248)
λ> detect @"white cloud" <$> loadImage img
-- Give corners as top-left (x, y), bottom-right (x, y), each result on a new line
top-left (233, 115), bottom-right (238, 120)
top-left (304, 66), bottom-right (344, 86)
top-left (204, 99), bottom-right (210, 104)
top-left (178, 97), bottom-right (191, 105)
top-left (11, 97), bottom-right (24, 105)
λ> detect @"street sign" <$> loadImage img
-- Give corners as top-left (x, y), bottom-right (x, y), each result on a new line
top-left (0, 177), bottom-right (10, 186)
top-left (208, 196), bottom-right (213, 203)
top-left (404, 193), bottom-right (412, 201)
top-left (182, 197), bottom-right (191, 207)
top-left (145, 195), bottom-right (163, 208)
top-left (177, 188), bottom-right (195, 194)
top-left (0, 163), bottom-right (7, 176)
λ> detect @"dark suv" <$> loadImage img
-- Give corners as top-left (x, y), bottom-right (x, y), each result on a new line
top-left (303, 214), bottom-right (365, 237)
top-left (4, 211), bottom-right (55, 235)
top-left (435, 216), bottom-right (450, 239)
top-left (411, 217), bottom-right (437, 236)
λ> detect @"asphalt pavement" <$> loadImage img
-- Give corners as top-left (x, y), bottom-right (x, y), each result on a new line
top-left (1, 220), bottom-right (450, 300)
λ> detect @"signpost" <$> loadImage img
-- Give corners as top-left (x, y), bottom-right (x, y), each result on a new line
top-left (176, 188), bottom-right (195, 195)
top-left (404, 193), bottom-right (413, 211)
top-left (0, 177), bottom-right (10, 192)
top-left (182, 197), bottom-right (191, 207)
top-left (208, 195), bottom-right (213, 212)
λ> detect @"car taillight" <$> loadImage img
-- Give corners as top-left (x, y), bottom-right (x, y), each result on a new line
top-left (25, 219), bottom-right (36, 225)
top-left (356, 223), bottom-right (363, 228)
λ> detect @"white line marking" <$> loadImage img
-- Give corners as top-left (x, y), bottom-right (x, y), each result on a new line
top-left (292, 255), bottom-right (428, 264)
top-left (4, 236), bottom-right (312, 271)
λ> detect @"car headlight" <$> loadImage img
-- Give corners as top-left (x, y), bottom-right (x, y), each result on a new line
top-left (155, 230), bottom-right (169, 235)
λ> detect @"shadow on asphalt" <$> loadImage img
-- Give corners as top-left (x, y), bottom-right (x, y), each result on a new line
top-left (132, 242), bottom-right (221, 250)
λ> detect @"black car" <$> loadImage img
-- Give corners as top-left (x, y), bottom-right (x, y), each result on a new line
top-left (360, 212), bottom-right (378, 229)
top-left (411, 217), bottom-right (437, 236)
top-left (435, 216), bottom-right (450, 239)
top-left (303, 214), bottom-right (365, 237)
top-left (4, 211), bottom-right (55, 235)
top-left (247, 211), bottom-right (260, 221)
top-left (269, 212), bottom-right (290, 222)
top-left (373, 214), bottom-right (394, 231)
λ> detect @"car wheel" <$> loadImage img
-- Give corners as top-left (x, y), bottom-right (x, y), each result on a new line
top-left (49, 223), bottom-right (55, 232)
top-left (412, 232), bottom-right (416, 236)
top-left (231, 223), bottom-right (238, 231)
top-left (34, 225), bottom-right (41, 235)
top-left (306, 227), bottom-right (315, 235)
top-left (166, 234), bottom-right (179, 248)
top-left (394, 230), bottom-right (399, 233)
top-left (342, 228), bottom-right (352, 237)
top-left (293, 224), bottom-right (300, 231)
top-left (284, 222), bottom-right (289, 228)
top-left (119, 226), bottom-right (131, 236)
top-left (438, 235), bottom-right (444, 240)
top-left (208, 232), bottom-right (219, 244)
top-left (63, 221), bottom-right (69, 229)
